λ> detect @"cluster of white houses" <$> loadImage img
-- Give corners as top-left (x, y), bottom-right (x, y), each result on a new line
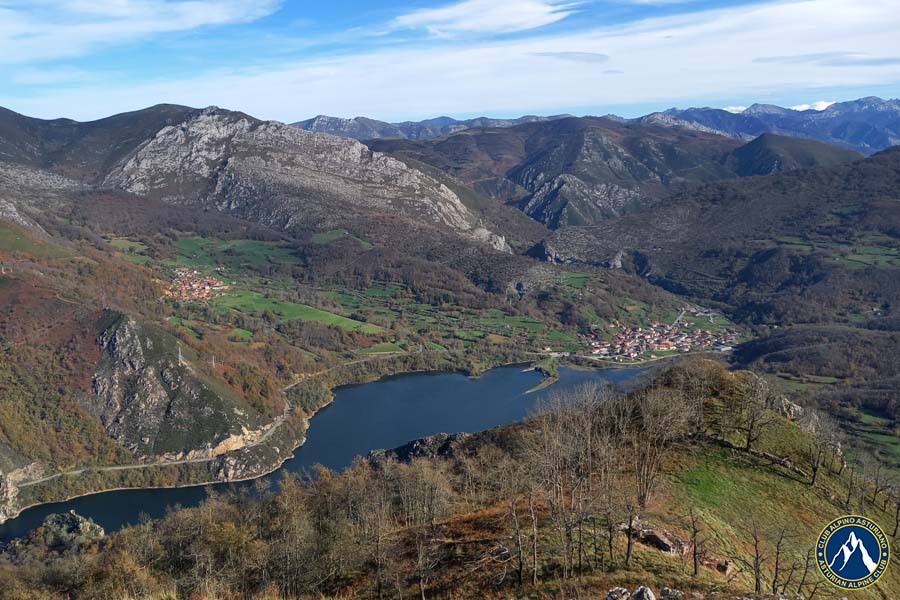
top-left (164, 268), bottom-right (229, 302)
top-left (584, 315), bottom-right (738, 359)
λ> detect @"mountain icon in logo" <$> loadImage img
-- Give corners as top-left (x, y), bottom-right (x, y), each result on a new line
top-left (828, 530), bottom-right (878, 575)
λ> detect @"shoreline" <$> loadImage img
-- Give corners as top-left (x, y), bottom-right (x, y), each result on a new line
top-left (1, 357), bottom-right (645, 529)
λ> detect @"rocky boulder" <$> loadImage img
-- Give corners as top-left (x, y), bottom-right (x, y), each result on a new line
top-left (773, 395), bottom-right (803, 421)
top-left (0, 511), bottom-right (104, 564)
top-left (632, 587), bottom-right (656, 600)
top-left (369, 432), bottom-right (471, 466)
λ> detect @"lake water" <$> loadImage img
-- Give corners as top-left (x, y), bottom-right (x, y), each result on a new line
top-left (0, 365), bottom-right (642, 542)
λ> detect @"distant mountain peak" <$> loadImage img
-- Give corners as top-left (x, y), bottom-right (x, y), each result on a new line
top-left (291, 113), bottom-right (572, 141)
top-left (632, 95), bottom-right (900, 154)
top-left (743, 103), bottom-right (794, 116)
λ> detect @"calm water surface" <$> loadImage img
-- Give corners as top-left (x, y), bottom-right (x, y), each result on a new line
top-left (0, 365), bottom-right (641, 541)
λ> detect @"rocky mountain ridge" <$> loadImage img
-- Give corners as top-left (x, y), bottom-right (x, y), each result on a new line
top-left (638, 96), bottom-right (900, 154)
top-left (292, 113), bottom-right (573, 140)
top-left (0, 105), bottom-right (510, 251)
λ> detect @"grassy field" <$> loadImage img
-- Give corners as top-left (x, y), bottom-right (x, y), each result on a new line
top-left (773, 372), bottom-right (841, 392)
top-left (846, 407), bottom-right (900, 467)
top-left (311, 229), bottom-right (373, 249)
top-left (213, 290), bottom-right (384, 333)
top-left (455, 329), bottom-right (485, 341)
top-left (775, 233), bottom-right (900, 269)
top-left (108, 238), bottom-right (153, 264)
top-left (173, 237), bottom-right (302, 272)
top-left (359, 341), bottom-right (405, 354)
top-left (476, 309), bottom-right (545, 334)
top-left (560, 271), bottom-right (591, 289)
top-left (0, 224), bottom-right (69, 258)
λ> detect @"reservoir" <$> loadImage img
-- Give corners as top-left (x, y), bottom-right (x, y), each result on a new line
top-left (0, 365), bottom-right (642, 541)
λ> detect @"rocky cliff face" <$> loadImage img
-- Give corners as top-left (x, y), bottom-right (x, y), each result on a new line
top-left (0, 472), bottom-right (17, 524)
top-left (102, 108), bottom-right (508, 251)
top-left (89, 311), bottom-right (261, 457)
top-left (0, 463), bottom-right (44, 524)
top-left (0, 162), bottom-right (81, 232)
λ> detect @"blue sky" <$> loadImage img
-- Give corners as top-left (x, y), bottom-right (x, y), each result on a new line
top-left (1, 0), bottom-right (899, 122)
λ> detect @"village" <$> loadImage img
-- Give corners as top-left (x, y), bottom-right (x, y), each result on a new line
top-left (581, 306), bottom-right (739, 361)
top-left (163, 268), bottom-right (229, 302)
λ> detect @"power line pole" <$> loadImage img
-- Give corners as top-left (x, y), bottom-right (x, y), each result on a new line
top-left (177, 343), bottom-right (184, 366)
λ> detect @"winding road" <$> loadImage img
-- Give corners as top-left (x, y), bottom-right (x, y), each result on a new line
top-left (17, 356), bottom-right (389, 489)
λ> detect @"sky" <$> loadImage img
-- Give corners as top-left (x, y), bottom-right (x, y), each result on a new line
top-left (1, 0), bottom-right (900, 123)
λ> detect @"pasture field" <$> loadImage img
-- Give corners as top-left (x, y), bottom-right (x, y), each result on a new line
top-left (174, 237), bottom-right (302, 272)
top-left (212, 290), bottom-right (384, 334)
top-left (1, 224), bottom-right (69, 258)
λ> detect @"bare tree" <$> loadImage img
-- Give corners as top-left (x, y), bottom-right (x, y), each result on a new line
top-left (737, 520), bottom-right (768, 594)
top-left (868, 457), bottom-right (888, 506)
top-left (394, 459), bottom-right (450, 600)
top-left (687, 508), bottom-right (705, 577)
top-left (526, 384), bottom-right (613, 579)
top-left (804, 409), bottom-right (839, 486)
top-left (889, 483), bottom-right (900, 537)
top-left (771, 527), bottom-right (794, 594)
top-left (631, 387), bottom-right (689, 508)
top-left (732, 376), bottom-right (776, 452)
top-left (624, 502), bottom-right (637, 570)
top-left (496, 456), bottom-right (534, 586)
top-left (528, 489), bottom-right (540, 585)
top-left (845, 457), bottom-right (858, 507)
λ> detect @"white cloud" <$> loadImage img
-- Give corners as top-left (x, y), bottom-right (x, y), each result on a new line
top-left (0, 0), bottom-right (281, 64)
top-left (722, 106), bottom-right (748, 113)
top-left (391, 0), bottom-right (579, 36)
top-left (12, 67), bottom-right (101, 85)
top-left (789, 100), bottom-right (836, 111)
top-left (534, 51), bottom-right (609, 63)
top-left (3, 0), bottom-right (900, 122)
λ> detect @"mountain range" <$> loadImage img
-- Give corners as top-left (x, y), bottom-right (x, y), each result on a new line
top-left (638, 97), bottom-right (900, 155)
top-left (292, 113), bottom-right (573, 141)
top-left (369, 118), bottom-right (861, 228)
top-left (296, 96), bottom-right (900, 155)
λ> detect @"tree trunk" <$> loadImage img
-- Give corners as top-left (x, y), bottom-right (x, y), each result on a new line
top-left (624, 511), bottom-right (635, 569)
top-left (892, 497), bottom-right (899, 537)
top-left (529, 493), bottom-right (539, 586)
top-left (511, 499), bottom-right (523, 586)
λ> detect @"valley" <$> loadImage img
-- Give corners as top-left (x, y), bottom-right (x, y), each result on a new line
top-left (1, 97), bottom-right (899, 599)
